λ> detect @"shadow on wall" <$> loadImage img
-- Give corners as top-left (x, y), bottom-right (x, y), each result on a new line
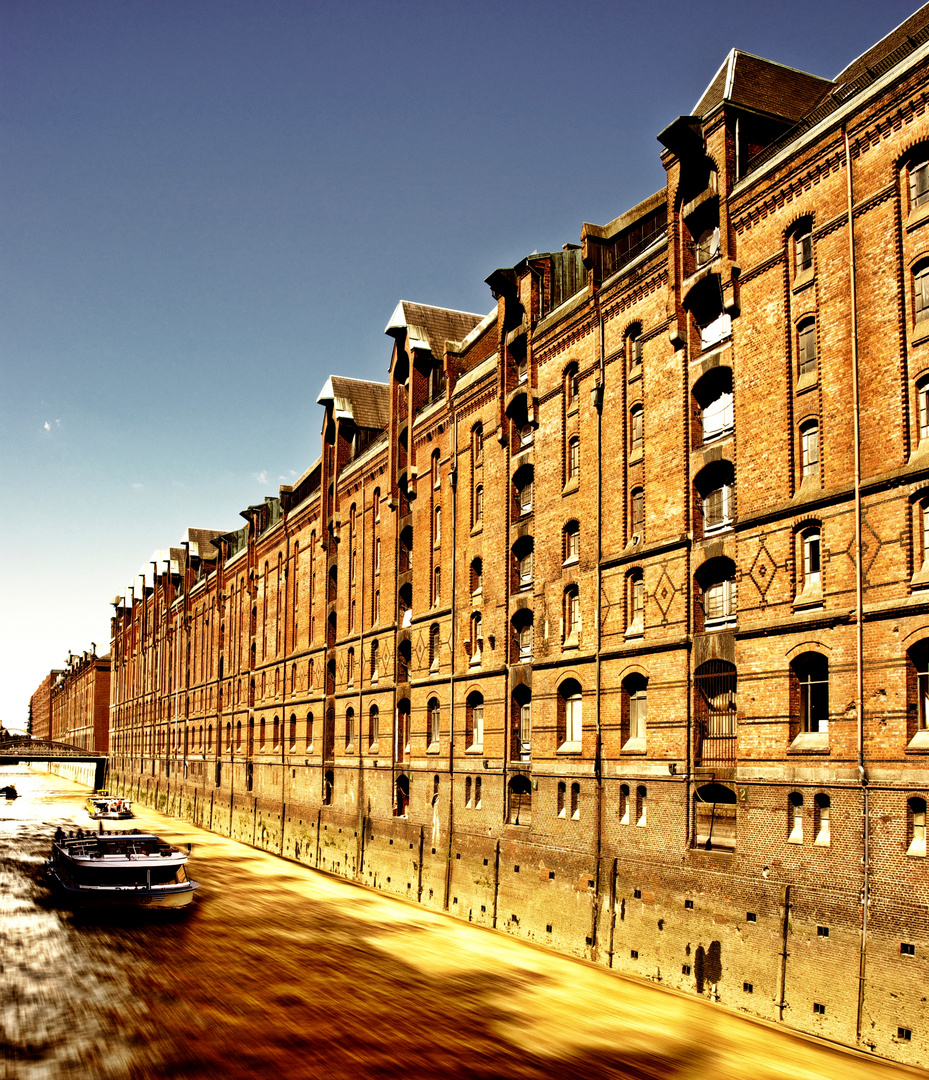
top-left (694, 940), bottom-right (722, 995)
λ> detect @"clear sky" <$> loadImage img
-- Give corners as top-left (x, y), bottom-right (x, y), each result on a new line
top-left (1, 0), bottom-right (921, 730)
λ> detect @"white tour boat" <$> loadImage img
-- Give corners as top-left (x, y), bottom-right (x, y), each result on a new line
top-left (46, 827), bottom-right (198, 910)
top-left (86, 792), bottom-right (134, 820)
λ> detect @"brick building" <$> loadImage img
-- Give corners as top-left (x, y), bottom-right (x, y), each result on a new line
top-left (29, 671), bottom-right (58, 740)
top-left (106, 7), bottom-right (929, 1065)
top-left (49, 650), bottom-right (111, 752)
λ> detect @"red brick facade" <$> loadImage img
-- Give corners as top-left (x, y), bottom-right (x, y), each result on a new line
top-left (105, 9), bottom-right (929, 1066)
top-left (36, 652), bottom-right (111, 752)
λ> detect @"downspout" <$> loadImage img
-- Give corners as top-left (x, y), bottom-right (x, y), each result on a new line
top-left (444, 417), bottom-right (458, 911)
top-left (591, 292), bottom-right (605, 956)
top-left (845, 123), bottom-right (870, 1044)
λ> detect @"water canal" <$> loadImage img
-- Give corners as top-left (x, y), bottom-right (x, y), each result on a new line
top-left (0, 765), bottom-right (917, 1080)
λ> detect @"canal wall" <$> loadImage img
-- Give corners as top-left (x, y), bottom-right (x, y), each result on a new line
top-left (109, 763), bottom-right (929, 1068)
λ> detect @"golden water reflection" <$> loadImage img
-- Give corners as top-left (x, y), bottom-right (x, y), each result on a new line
top-left (0, 767), bottom-right (917, 1079)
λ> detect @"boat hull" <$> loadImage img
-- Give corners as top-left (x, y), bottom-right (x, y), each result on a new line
top-left (46, 869), bottom-right (198, 909)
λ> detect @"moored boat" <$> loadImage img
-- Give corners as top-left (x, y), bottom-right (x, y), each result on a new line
top-left (46, 827), bottom-right (198, 909)
top-left (1, 785), bottom-right (18, 800)
top-left (85, 792), bottom-right (133, 820)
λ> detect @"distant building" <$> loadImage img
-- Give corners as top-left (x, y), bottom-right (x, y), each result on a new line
top-left (107, 6), bottom-right (929, 1066)
top-left (29, 672), bottom-right (58, 741)
top-left (50, 651), bottom-right (111, 752)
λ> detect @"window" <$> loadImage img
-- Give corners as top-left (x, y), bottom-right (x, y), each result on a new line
top-left (795, 226), bottom-right (813, 273)
top-left (465, 776), bottom-right (473, 808)
top-left (619, 783), bottom-right (630, 824)
top-left (564, 586), bottom-right (580, 644)
top-left (347, 647), bottom-right (355, 686)
top-left (475, 775), bottom-right (482, 809)
top-left (565, 363), bottom-right (579, 407)
top-left (516, 355), bottom-right (528, 384)
top-left (467, 692), bottom-right (484, 749)
top-left (695, 661), bottom-right (737, 763)
top-left (568, 436), bottom-right (579, 481)
top-left (636, 785), bottom-right (647, 827)
top-left (370, 639), bottom-right (379, 682)
top-left (627, 573), bottom-right (644, 636)
top-left (434, 506), bottom-right (441, 545)
top-left (571, 782), bottom-right (580, 820)
top-left (507, 775), bottom-right (532, 825)
top-left (631, 488), bottom-right (644, 541)
top-left (557, 781), bottom-right (566, 817)
top-left (918, 378), bottom-right (929, 445)
top-left (428, 698), bottom-right (440, 747)
top-left (564, 522), bottom-right (580, 564)
top-left (519, 422), bottom-right (534, 448)
top-left (373, 487), bottom-right (381, 522)
top-left (472, 423), bottom-right (483, 465)
top-left (429, 624), bottom-right (440, 672)
top-left (916, 261), bottom-right (929, 323)
top-left (911, 159), bottom-right (929, 210)
top-left (694, 783), bottom-right (737, 851)
top-left (394, 775), bottom-right (410, 818)
top-left (516, 618), bottom-right (533, 662)
top-left (368, 705), bottom-right (378, 750)
top-left (630, 405), bottom-right (644, 455)
top-left (306, 713), bottom-right (313, 751)
top-left (627, 325), bottom-right (643, 375)
top-left (272, 716), bottom-right (280, 748)
top-left (910, 643), bottom-right (929, 736)
top-left (697, 557), bottom-right (737, 628)
top-left (515, 538), bottom-right (533, 590)
top-left (788, 792), bottom-right (803, 843)
top-left (695, 460), bottom-right (734, 536)
top-left (513, 686), bottom-right (531, 761)
top-left (431, 449), bottom-right (440, 489)
top-left (471, 558), bottom-right (483, 594)
top-left (623, 674), bottom-right (647, 745)
top-left (474, 484), bottom-right (483, 524)
top-left (374, 536), bottom-right (381, 573)
top-left (559, 679), bottom-right (582, 748)
top-left (908, 797), bottom-right (926, 857)
top-left (515, 470), bottom-right (533, 516)
top-left (695, 368), bottom-right (734, 443)
top-left (695, 224), bottom-right (720, 267)
top-left (433, 565), bottom-right (441, 606)
top-left (798, 526), bottom-right (822, 598)
top-left (814, 793), bottom-right (831, 846)
top-left (372, 589), bottom-right (380, 625)
top-left (469, 612), bottom-right (482, 666)
top-left (797, 318), bottom-right (816, 378)
top-left (793, 652), bottom-right (829, 735)
top-left (323, 769), bottom-right (333, 806)
top-left (345, 707), bottom-right (355, 749)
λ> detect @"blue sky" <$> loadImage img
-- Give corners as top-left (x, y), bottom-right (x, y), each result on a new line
top-left (0, 0), bottom-right (920, 729)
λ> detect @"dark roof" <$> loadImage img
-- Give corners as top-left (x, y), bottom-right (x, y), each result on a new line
top-left (385, 300), bottom-right (485, 355)
top-left (318, 376), bottom-right (390, 430)
top-left (185, 529), bottom-right (220, 559)
top-left (835, 2), bottom-right (929, 83)
top-left (694, 50), bottom-right (833, 122)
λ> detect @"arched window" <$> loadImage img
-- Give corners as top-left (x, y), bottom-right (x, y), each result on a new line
top-left (694, 367), bottom-right (733, 444)
top-left (373, 487), bottom-right (381, 522)
top-left (907, 641), bottom-right (929, 743)
top-left (636, 785), bottom-right (647, 827)
top-left (469, 612), bottom-right (483, 666)
top-left (472, 423), bottom-right (483, 466)
top-left (567, 436), bottom-right (580, 480)
top-left (429, 624), bottom-right (440, 671)
top-left (306, 712), bottom-right (313, 751)
top-left (433, 565), bottom-right (441, 606)
top-left (910, 157), bottom-right (929, 210)
top-left (394, 774), bottom-right (410, 818)
top-left (619, 783), bottom-right (630, 825)
top-left (431, 449), bottom-right (440, 490)
top-left (260, 717), bottom-right (267, 749)
top-left (434, 506), bottom-right (441, 545)
top-left (471, 557), bottom-right (483, 594)
top-left (474, 775), bottom-right (482, 809)
top-left (513, 465), bottom-right (533, 517)
top-left (564, 585), bottom-right (580, 644)
top-left (915, 259), bottom-right (929, 323)
top-left (696, 556), bottom-right (737, 629)
top-left (345, 707), bottom-right (355, 749)
top-left (247, 718), bottom-right (254, 756)
top-left (630, 404), bottom-right (644, 455)
top-left (474, 484), bottom-right (483, 524)
top-left (797, 317), bottom-right (816, 378)
top-left (557, 781), bottom-right (566, 817)
top-left (558, 679), bottom-right (582, 748)
top-left (370, 639), bottom-right (379, 682)
top-left (507, 775), bottom-right (532, 825)
top-left (908, 797), bottom-right (926, 857)
top-left (397, 639), bottom-right (410, 683)
top-left (627, 325), bottom-right (643, 375)
top-left (798, 525), bottom-right (822, 597)
top-left (630, 488), bottom-right (644, 541)
top-left (323, 768), bottom-right (333, 806)
top-left (694, 460), bottom-right (734, 537)
top-left (428, 698), bottom-right (440, 747)
top-left (788, 792), bottom-right (804, 843)
top-left (571, 782), bottom-right (580, 820)
top-left (397, 699), bottom-right (411, 753)
top-left (513, 610), bottom-right (533, 663)
top-left (273, 715), bottom-right (280, 748)
top-left (565, 362), bottom-right (579, 408)
top-left (513, 536), bottom-right (533, 591)
top-left (794, 222), bottom-right (813, 274)
top-left (513, 685), bottom-right (531, 761)
top-left (467, 691), bottom-right (484, 749)
top-left (622, 673), bottom-right (647, 746)
top-left (792, 652), bottom-right (829, 735)
top-left (814, 793), bottom-right (831, 846)
top-left (564, 521), bottom-right (580, 564)
top-left (800, 419), bottom-right (820, 482)
top-left (236, 720), bottom-right (242, 751)
top-left (693, 783), bottom-right (737, 851)
top-left (368, 705), bottom-right (379, 750)
top-left (627, 572), bottom-right (644, 636)
top-left (347, 647), bottom-right (355, 686)
top-left (465, 776), bottom-right (473, 808)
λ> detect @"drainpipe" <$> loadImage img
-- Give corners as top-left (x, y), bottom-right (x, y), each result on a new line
top-left (845, 123), bottom-right (870, 1044)
top-left (591, 292), bottom-right (605, 955)
top-left (444, 418), bottom-right (458, 911)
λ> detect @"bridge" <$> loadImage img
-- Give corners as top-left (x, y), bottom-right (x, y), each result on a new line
top-left (0, 736), bottom-right (108, 788)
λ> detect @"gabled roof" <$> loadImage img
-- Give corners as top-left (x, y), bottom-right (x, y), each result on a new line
top-left (385, 300), bottom-right (485, 356)
top-left (835, 2), bottom-right (929, 84)
top-left (693, 50), bottom-right (833, 122)
top-left (317, 375), bottom-right (390, 430)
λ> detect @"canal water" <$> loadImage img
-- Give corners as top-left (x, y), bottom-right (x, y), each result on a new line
top-left (0, 765), bottom-right (915, 1080)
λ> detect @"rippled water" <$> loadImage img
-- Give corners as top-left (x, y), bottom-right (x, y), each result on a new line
top-left (0, 766), bottom-right (915, 1080)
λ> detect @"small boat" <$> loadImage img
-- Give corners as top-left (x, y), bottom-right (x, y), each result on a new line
top-left (1, 785), bottom-right (18, 800)
top-left (45, 827), bottom-right (198, 910)
top-left (86, 792), bottom-right (133, 820)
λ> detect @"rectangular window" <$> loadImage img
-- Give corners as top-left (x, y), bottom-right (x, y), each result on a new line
top-left (798, 321), bottom-right (816, 377)
top-left (801, 423), bottom-right (820, 479)
top-left (631, 490), bottom-right (644, 537)
top-left (631, 407), bottom-right (644, 454)
top-left (796, 229), bottom-right (813, 273)
top-left (917, 265), bottom-right (929, 322)
top-left (911, 161), bottom-right (929, 209)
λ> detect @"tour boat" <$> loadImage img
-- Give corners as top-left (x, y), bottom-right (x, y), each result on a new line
top-left (46, 827), bottom-right (198, 910)
top-left (85, 792), bottom-right (134, 820)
